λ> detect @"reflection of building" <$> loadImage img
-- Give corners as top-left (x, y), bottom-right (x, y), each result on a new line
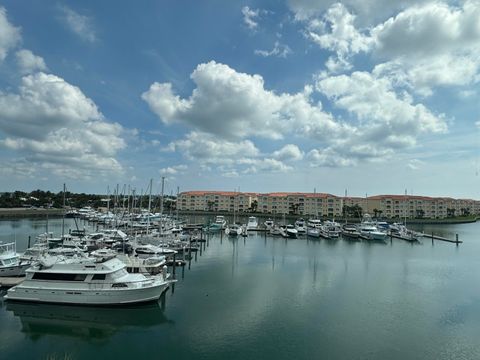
top-left (178, 190), bottom-right (480, 219)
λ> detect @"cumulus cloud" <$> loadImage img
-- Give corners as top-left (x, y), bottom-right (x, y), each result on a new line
top-left (15, 49), bottom-right (48, 74)
top-left (371, 1), bottom-right (480, 58)
top-left (159, 165), bottom-right (187, 175)
top-left (142, 61), bottom-right (349, 141)
top-left (242, 6), bottom-right (260, 30)
top-left (0, 72), bottom-right (125, 176)
top-left (315, 70), bottom-right (447, 164)
top-left (165, 131), bottom-right (294, 175)
top-left (59, 5), bottom-right (96, 43)
top-left (407, 159), bottom-right (424, 170)
top-left (0, 7), bottom-right (21, 61)
top-left (242, 158), bottom-right (292, 174)
top-left (287, 0), bottom-right (430, 25)
top-left (167, 131), bottom-right (259, 164)
top-left (0, 72), bottom-right (103, 140)
top-left (306, 3), bottom-right (372, 61)
top-left (369, 1), bottom-right (480, 94)
top-left (317, 71), bottom-right (447, 134)
top-left (272, 144), bottom-right (304, 161)
top-left (254, 41), bottom-right (292, 58)
top-left (145, 60), bottom-right (448, 168)
top-left (301, 1), bottom-right (480, 94)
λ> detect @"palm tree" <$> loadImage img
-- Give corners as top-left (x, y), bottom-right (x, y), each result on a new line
top-left (250, 200), bottom-right (258, 213)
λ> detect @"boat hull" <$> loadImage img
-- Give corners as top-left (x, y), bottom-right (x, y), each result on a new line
top-left (0, 263), bottom-right (31, 277)
top-left (4, 280), bottom-right (171, 305)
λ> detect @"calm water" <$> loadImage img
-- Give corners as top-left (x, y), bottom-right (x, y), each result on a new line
top-left (1, 218), bottom-right (480, 360)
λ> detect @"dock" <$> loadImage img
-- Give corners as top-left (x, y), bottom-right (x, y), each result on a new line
top-left (0, 277), bottom-right (24, 288)
top-left (422, 233), bottom-right (462, 244)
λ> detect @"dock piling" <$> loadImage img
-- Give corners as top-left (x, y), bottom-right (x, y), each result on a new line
top-left (173, 253), bottom-right (176, 276)
top-left (27, 235), bottom-right (31, 248)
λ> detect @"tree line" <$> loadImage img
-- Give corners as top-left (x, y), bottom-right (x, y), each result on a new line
top-left (0, 190), bottom-right (177, 211)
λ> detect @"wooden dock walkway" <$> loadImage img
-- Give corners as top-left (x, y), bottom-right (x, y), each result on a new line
top-left (422, 233), bottom-right (462, 244)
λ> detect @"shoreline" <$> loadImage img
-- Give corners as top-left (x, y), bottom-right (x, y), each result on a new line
top-left (177, 211), bottom-right (479, 225)
top-left (0, 208), bottom-right (476, 224)
top-left (0, 208), bottom-right (64, 219)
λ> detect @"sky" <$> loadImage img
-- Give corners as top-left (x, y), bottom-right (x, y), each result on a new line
top-left (0, 0), bottom-right (479, 198)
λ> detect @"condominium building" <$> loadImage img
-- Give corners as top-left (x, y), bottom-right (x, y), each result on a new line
top-left (177, 191), bottom-right (254, 212)
top-left (366, 195), bottom-right (479, 219)
top-left (177, 191), bottom-right (480, 219)
top-left (256, 192), bottom-right (342, 217)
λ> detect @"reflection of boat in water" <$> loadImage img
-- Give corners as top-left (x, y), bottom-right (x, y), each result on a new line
top-left (5, 299), bottom-right (172, 341)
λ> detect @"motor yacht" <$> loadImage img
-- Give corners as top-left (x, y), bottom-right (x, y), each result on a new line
top-left (246, 216), bottom-right (258, 230)
top-left (4, 254), bottom-right (173, 305)
top-left (0, 242), bottom-right (31, 277)
top-left (294, 219), bottom-right (307, 234)
top-left (225, 224), bottom-right (242, 236)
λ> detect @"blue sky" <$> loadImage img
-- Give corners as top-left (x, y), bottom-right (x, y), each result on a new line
top-left (0, 0), bottom-right (479, 198)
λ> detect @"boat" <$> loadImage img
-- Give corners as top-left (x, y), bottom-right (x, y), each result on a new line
top-left (307, 219), bottom-right (322, 228)
top-left (306, 219), bottom-right (321, 238)
top-left (215, 215), bottom-right (227, 228)
top-left (341, 224), bottom-right (360, 239)
top-left (225, 224), bottom-right (242, 236)
top-left (0, 242), bottom-right (31, 277)
top-left (294, 218), bottom-right (307, 234)
top-left (358, 214), bottom-right (387, 241)
top-left (389, 223), bottom-right (421, 241)
top-left (264, 219), bottom-right (274, 230)
top-left (280, 225), bottom-right (298, 239)
top-left (324, 220), bottom-right (341, 238)
top-left (4, 254), bottom-right (173, 305)
top-left (134, 244), bottom-right (176, 256)
top-left (116, 254), bottom-right (167, 275)
top-left (246, 216), bottom-right (258, 230)
top-left (269, 225), bottom-right (282, 236)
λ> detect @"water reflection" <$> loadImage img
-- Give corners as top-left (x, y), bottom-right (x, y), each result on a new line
top-left (6, 298), bottom-right (172, 342)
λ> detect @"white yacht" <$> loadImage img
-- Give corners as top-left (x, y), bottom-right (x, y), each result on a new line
top-left (264, 219), bottom-right (274, 230)
top-left (280, 225), bottom-right (298, 238)
top-left (294, 219), bottom-right (307, 234)
top-left (214, 216), bottom-right (227, 228)
top-left (358, 214), bottom-right (387, 241)
top-left (225, 224), bottom-right (242, 236)
top-left (246, 216), bottom-right (258, 230)
top-left (0, 242), bottom-right (31, 277)
top-left (4, 254), bottom-right (173, 305)
top-left (134, 244), bottom-right (176, 256)
top-left (306, 219), bottom-right (322, 238)
top-left (324, 220), bottom-right (342, 238)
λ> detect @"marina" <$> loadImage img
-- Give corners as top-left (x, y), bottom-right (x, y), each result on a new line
top-left (1, 216), bottom-right (480, 359)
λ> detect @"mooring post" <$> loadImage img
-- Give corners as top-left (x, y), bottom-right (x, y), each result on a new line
top-left (28, 235), bottom-right (31, 248)
top-left (456, 233), bottom-right (459, 246)
top-left (173, 253), bottom-right (176, 276)
top-left (432, 232), bottom-right (434, 245)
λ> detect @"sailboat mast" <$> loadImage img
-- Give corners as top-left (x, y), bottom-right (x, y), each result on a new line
top-left (147, 179), bottom-right (152, 235)
top-left (160, 176), bottom-right (165, 236)
top-left (62, 183), bottom-right (66, 238)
